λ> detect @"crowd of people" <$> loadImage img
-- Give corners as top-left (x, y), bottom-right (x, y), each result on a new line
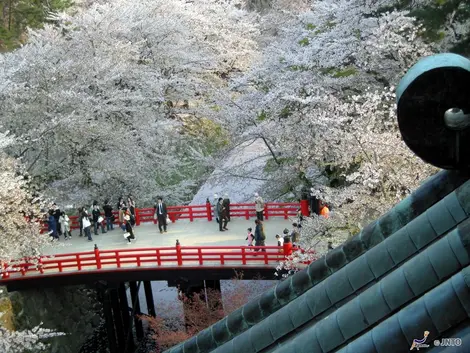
top-left (46, 192), bottom-right (330, 249)
top-left (212, 192), bottom-right (330, 251)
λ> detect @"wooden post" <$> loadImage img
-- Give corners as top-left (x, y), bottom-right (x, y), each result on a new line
top-left (94, 244), bottom-right (102, 270)
top-left (176, 240), bottom-right (183, 266)
top-left (206, 201), bottom-right (213, 221)
top-left (144, 281), bottom-right (156, 317)
top-left (129, 281), bottom-right (144, 339)
top-left (102, 287), bottom-right (119, 353)
top-left (109, 288), bottom-right (126, 351)
top-left (264, 203), bottom-right (269, 220)
top-left (118, 283), bottom-right (134, 352)
top-left (300, 199), bottom-right (309, 217)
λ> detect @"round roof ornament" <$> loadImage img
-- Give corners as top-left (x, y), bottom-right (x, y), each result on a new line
top-left (396, 53), bottom-right (470, 170)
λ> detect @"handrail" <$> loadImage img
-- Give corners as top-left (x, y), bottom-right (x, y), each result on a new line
top-left (0, 243), bottom-right (302, 280)
top-left (40, 201), bottom-right (306, 232)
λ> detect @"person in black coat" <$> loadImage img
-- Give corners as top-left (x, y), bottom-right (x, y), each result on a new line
top-left (103, 200), bottom-right (114, 231)
top-left (223, 194), bottom-right (231, 222)
top-left (52, 203), bottom-right (61, 236)
top-left (154, 197), bottom-right (168, 234)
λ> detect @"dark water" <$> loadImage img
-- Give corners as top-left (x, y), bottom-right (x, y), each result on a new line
top-left (77, 279), bottom-right (276, 352)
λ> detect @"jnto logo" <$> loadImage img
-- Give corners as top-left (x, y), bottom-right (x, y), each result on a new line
top-left (410, 331), bottom-right (430, 350)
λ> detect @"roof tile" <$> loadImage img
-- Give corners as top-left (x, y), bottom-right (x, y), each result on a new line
top-left (211, 318), bottom-right (230, 346)
top-left (342, 236), bottom-right (365, 262)
top-left (359, 286), bottom-right (391, 324)
top-left (380, 270), bottom-right (415, 310)
top-left (305, 282), bottom-right (332, 317)
top-left (325, 266), bottom-right (353, 303)
top-left (306, 257), bottom-right (332, 285)
top-left (427, 198), bottom-right (458, 234)
top-left (336, 299), bottom-right (369, 340)
top-left (344, 253), bottom-right (375, 291)
top-left (267, 309), bottom-right (295, 341)
top-left (407, 212), bottom-right (437, 248)
top-left (250, 320), bottom-right (274, 351)
top-left (384, 227), bottom-right (417, 264)
top-left (442, 191), bottom-right (467, 222)
top-left (226, 307), bottom-right (248, 336)
top-left (365, 242), bottom-right (395, 278)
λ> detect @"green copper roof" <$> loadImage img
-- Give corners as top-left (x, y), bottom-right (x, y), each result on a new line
top-left (165, 170), bottom-right (469, 353)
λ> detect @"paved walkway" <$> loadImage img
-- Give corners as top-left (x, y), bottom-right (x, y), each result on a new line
top-left (42, 218), bottom-right (293, 256)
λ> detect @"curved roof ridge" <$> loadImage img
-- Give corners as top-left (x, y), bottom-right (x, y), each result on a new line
top-left (165, 170), bottom-right (468, 353)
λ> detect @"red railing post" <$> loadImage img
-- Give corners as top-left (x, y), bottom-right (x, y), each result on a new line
top-left (265, 203), bottom-right (269, 220)
top-left (198, 248), bottom-right (203, 265)
top-left (1, 261), bottom-right (9, 279)
top-left (135, 208), bottom-right (141, 226)
top-left (300, 199), bottom-right (309, 217)
top-left (245, 209), bottom-right (249, 220)
top-left (76, 254), bottom-right (82, 271)
top-left (176, 240), bottom-right (183, 266)
top-left (241, 248), bottom-right (246, 265)
top-left (38, 257), bottom-right (44, 274)
top-left (94, 244), bottom-right (102, 270)
top-left (116, 251), bottom-right (121, 268)
top-left (206, 201), bottom-right (213, 221)
top-left (156, 249), bottom-right (161, 266)
top-left (189, 207), bottom-right (194, 222)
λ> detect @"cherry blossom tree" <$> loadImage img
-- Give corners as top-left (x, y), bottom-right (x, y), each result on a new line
top-left (0, 131), bottom-right (64, 352)
top-left (0, 0), bottom-right (259, 205)
top-left (209, 0), bottom-right (438, 268)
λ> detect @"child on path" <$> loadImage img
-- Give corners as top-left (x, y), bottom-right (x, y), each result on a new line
top-left (276, 234), bottom-right (284, 253)
top-left (246, 227), bottom-right (254, 248)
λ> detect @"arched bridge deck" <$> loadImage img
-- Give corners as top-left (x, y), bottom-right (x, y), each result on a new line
top-left (2, 215), bottom-right (297, 290)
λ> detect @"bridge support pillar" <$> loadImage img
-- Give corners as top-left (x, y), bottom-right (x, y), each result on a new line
top-left (129, 281), bottom-right (144, 339)
top-left (144, 281), bottom-right (156, 317)
top-left (103, 287), bottom-right (119, 353)
top-left (109, 287), bottom-right (126, 352)
top-left (118, 283), bottom-right (134, 352)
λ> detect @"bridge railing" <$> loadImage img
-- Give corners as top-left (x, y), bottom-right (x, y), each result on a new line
top-left (41, 201), bottom-right (307, 232)
top-left (0, 242), bottom-right (297, 280)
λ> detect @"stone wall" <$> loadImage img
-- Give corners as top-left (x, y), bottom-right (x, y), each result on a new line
top-left (8, 285), bottom-right (105, 353)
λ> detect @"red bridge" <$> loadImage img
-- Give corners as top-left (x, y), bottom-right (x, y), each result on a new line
top-left (2, 200), bottom-right (310, 290)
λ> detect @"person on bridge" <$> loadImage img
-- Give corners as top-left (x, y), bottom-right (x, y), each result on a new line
top-left (320, 201), bottom-right (330, 218)
top-left (81, 209), bottom-right (93, 241)
top-left (47, 209), bottom-right (58, 240)
top-left (123, 213), bottom-right (136, 243)
top-left (254, 193), bottom-right (265, 221)
top-left (103, 200), bottom-right (114, 231)
top-left (127, 195), bottom-right (136, 218)
top-left (117, 197), bottom-right (126, 224)
top-left (223, 194), bottom-right (231, 222)
top-left (217, 197), bottom-right (228, 231)
top-left (154, 197), bottom-right (168, 234)
top-left (92, 204), bottom-right (107, 235)
top-left (246, 227), bottom-right (254, 247)
top-left (213, 194), bottom-right (219, 223)
top-left (254, 219), bottom-right (266, 251)
top-left (59, 212), bottom-right (71, 240)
